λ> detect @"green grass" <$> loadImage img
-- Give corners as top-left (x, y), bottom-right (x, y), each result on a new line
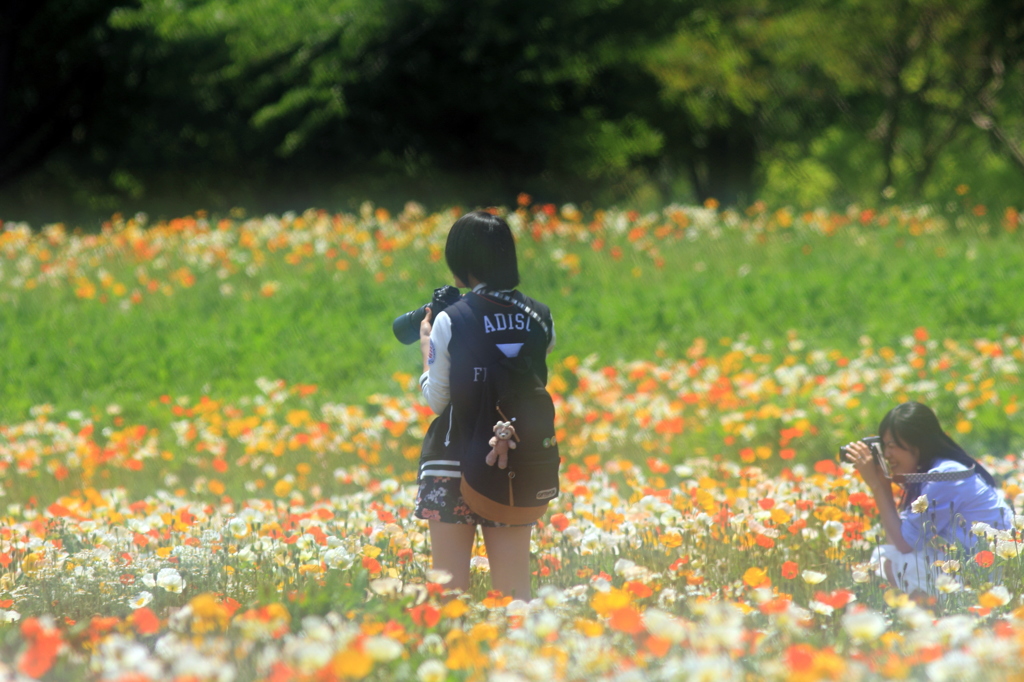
top-left (1, 212), bottom-right (1023, 424)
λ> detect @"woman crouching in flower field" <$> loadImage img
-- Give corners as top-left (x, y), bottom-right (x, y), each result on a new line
top-left (844, 401), bottom-right (1012, 595)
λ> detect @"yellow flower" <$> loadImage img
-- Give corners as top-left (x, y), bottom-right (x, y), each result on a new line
top-left (742, 567), bottom-right (770, 588)
top-left (591, 588), bottom-right (630, 616)
top-left (469, 622), bottom-right (499, 644)
top-left (189, 593), bottom-right (230, 634)
top-left (440, 600), bottom-right (469, 619)
top-left (575, 618), bottom-right (604, 637)
top-left (331, 648), bottom-right (374, 679)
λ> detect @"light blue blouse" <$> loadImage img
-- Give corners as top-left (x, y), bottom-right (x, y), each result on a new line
top-left (900, 459), bottom-right (1013, 550)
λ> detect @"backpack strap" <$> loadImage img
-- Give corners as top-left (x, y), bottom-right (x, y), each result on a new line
top-left (473, 289), bottom-right (552, 346)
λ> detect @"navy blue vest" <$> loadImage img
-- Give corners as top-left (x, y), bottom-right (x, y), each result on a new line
top-left (419, 290), bottom-right (553, 476)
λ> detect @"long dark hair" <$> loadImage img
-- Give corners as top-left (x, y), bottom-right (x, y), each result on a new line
top-left (879, 401), bottom-right (998, 509)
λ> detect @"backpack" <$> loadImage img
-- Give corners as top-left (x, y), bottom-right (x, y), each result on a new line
top-left (446, 292), bottom-right (560, 524)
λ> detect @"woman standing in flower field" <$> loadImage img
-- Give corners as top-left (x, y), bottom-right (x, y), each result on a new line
top-left (414, 211), bottom-right (556, 600)
top-left (844, 401), bottom-right (1012, 594)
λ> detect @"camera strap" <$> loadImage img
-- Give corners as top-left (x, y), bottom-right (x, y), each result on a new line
top-left (898, 464), bottom-right (976, 483)
top-left (474, 289), bottom-right (551, 345)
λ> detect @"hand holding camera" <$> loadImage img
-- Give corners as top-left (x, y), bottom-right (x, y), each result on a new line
top-left (392, 285), bottom-right (463, 344)
top-left (841, 436), bottom-right (890, 483)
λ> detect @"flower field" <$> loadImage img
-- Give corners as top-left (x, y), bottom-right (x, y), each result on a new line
top-left (2, 199), bottom-right (1024, 680)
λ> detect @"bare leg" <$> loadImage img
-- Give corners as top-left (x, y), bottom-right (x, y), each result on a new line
top-left (481, 525), bottom-right (533, 600)
top-left (428, 521), bottom-right (477, 593)
top-left (882, 557), bottom-right (898, 587)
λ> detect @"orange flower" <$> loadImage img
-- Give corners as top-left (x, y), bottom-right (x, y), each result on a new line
top-left (781, 561), bottom-right (799, 580)
top-left (131, 607), bottom-right (161, 635)
top-left (608, 606), bottom-right (645, 635)
top-left (974, 550), bottom-right (995, 568)
top-left (408, 604), bottom-right (441, 628)
top-left (625, 581), bottom-right (654, 599)
top-left (814, 589), bottom-right (855, 609)
top-left (549, 513), bottom-right (570, 532)
top-left (18, 618), bottom-right (63, 678)
top-left (482, 591), bottom-right (512, 608)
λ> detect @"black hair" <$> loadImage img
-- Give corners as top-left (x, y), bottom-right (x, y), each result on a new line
top-left (444, 211), bottom-right (520, 290)
top-left (879, 401), bottom-right (998, 509)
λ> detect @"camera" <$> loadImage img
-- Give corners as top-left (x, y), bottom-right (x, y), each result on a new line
top-left (840, 436), bottom-right (889, 477)
top-left (392, 285), bottom-right (462, 344)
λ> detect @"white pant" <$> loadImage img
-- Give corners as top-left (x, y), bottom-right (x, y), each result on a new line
top-left (871, 544), bottom-right (941, 594)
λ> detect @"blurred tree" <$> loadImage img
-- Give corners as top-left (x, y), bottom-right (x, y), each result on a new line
top-left (110, 0), bottom-right (687, 204)
top-left (0, 0), bottom-right (137, 188)
top-left (3, 0), bottom-right (1022, 216)
top-left (646, 0), bottom-right (1024, 205)
top-left (791, 0), bottom-right (1024, 199)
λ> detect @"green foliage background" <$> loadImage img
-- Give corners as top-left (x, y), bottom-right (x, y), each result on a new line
top-left (1, 0), bottom-right (1023, 223)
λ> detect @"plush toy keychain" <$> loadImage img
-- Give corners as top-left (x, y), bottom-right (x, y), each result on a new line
top-left (486, 409), bottom-right (520, 469)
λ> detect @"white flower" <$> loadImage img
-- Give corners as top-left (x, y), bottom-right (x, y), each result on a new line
top-left (417, 659), bottom-right (447, 682)
top-left (823, 520), bottom-right (845, 544)
top-left (536, 585), bottom-right (565, 608)
top-left (426, 569), bottom-right (452, 585)
top-left (418, 634), bottom-right (445, 657)
top-left (363, 636), bottom-right (403, 662)
top-left (972, 521), bottom-right (996, 538)
top-left (809, 600), bottom-right (834, 616)
top-left (227, 517), bottom-right (249, 539)
top-left (322, 547), bottom-right (354, 570)
top-left (529, 612), bottom-right (561, 639)
top-left (925, 651), bottom-right (979, 682)
top-left (643, 608), bottom-right (686, 643)
top-left (911, 494), bottom-right (929, 514)
top-left (292, 642), bottom-right (333, 674)
top-left (940, 560), bottom-right (961, 574)
top-left (934, 615), bottom-right (978, 647)
top-left (996, 539), bottom-right (1022, 559)
top-left (0, 610), bottom-right (20, 623)
top-left (851, 564), bottom-right (872, 583)
top-left (841, 608), bottom-right (887, 642)
top-left (470, 556), bottom-right (490, 572)
top-left (129, 591), bottom-right (154, 609)
top-left (368, 578), bottom-right (403, 598)
top-left (155, 568), bottom-right (185, 594)
top-left (402, 584), bottom-right (428, 606)
top-left (934, 575), bottom-right (962, 594)
top-left (614, 558), bottom-right (637, 576)
top-left (801, 570), bottom-right (827, 585)
top-left (980, 586), bottom-right (1011, 607)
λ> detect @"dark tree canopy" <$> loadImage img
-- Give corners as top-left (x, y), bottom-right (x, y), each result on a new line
top-left (2, 0), bottom-right (1023, 222)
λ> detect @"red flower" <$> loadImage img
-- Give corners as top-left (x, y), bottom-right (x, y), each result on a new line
top-left (626, 581), bottom-right (654, 599)
top-left (131, 607), bottom-right (161, 636)
top-left (974, 550), bottom-right (995, 568)
top-left (781, 561), bottom-right (799, 580)
top-left (408, 604), bottom-right (441, 628)
top-left (550, 513), bottom-right (570, 532)
top-left (18, 618), bottom-right (63, 678)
